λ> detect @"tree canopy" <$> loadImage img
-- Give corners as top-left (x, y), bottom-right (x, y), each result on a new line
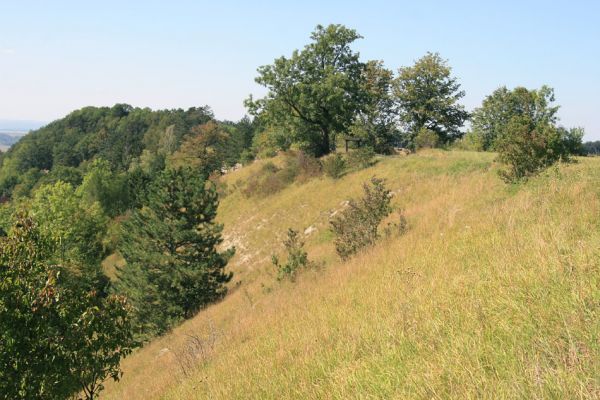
top-left (393, 52), bottom-right (469, 144)
top-left (246, 24), bottom-right (367, 156)
top-left (471, 85), bottom-right (560, 150)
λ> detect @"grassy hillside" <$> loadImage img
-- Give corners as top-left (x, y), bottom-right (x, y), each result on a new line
top-left (101, 150), bottom-right (600, 399)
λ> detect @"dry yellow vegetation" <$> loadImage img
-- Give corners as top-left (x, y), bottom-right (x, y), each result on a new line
top-left (101, 150), bottom-right (600, 399)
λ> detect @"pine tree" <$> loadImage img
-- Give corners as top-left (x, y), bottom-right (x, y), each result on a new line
top-left (117, 168), bottom-right (233, 338)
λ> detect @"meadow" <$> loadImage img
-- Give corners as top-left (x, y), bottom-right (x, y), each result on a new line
top-left (100, 150), bottom-right (600, 399)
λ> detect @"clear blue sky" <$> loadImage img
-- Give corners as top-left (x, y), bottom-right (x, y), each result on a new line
top-left (1, 0), bottom-right (598, 139)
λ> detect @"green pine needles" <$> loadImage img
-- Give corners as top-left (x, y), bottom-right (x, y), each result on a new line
top-left (117, 167), bottom-right (234, 339)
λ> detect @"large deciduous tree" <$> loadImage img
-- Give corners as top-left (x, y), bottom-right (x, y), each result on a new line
top-left (471, 85), bottom-right (560, 150)
top-left (393, 52), bottom-right (469, 145)
top-left (350, 60), bottom-right (399, 153)
top-left (246, 24), bottom-right (366, 156)
top-left (117, 167), bottom-right (233, 339)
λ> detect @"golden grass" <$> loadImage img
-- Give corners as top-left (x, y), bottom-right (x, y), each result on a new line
top-left (101, 150), bottom-right (600, 399)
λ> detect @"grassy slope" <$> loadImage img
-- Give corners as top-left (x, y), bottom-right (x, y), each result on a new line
top-left (101, 150), bottom-right (600, 399)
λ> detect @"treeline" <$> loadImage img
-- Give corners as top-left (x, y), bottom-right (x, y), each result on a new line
top-left (0, 104), bottom-right (259, 201)
top-left (246, 24), bottom-right (585, 173)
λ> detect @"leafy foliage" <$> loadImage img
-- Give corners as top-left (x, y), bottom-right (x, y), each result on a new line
top-left (117, 168), bottom-right (233, 339)
top-left (330, 177), bottom-right (392, 259)
top-left (271, 228), bottom-right (311, 281)
top-left (495, 116), bottom-right (580, 182)
top-left (0, 105), bottom-right (213, 199)
top-left (414, 127), bottom-right (440, 149)
top-left (321, 153), bottom-right (346, 179)
top-left (346, 147), bottom-right (376, 169)
top-left (168, 121), bottom-right (232, 175)
top-left (29, 181), bottom-right (108, 275)
top-left (0, 216), bottom-right (134, 400)
top-left (393, 52), bottom-right (469, 145)
top-left (351, 60), bottom-right (399, 153)
top-left (246, 24), bottom-right (366, 156)
top-left (471, 86), bottom-right (560, 150)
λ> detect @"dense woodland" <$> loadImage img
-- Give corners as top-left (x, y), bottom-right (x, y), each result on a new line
top-left (0, 24), bottom-right (590, 399)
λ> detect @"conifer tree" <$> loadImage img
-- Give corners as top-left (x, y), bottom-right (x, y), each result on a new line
top-left (117, 167), bottom-right (233, 338)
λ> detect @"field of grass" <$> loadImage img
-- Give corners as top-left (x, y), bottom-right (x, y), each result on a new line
top-left (101, 150), bottom-right (600, 399)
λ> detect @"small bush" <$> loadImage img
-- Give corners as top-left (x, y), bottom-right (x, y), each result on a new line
top-left (330, 177), bottom-right (392, 260)
top-left (321, 153), bottom-right (346, 179)
top-left (453, 131), bottom-right (484, 151)
top-left (272, 228), bottom-right (311, 281)
top-left (347, 147), bottom-right (375, 170)
top-left (296, 151), bottom-right (322, 182)
top-left (414, 127), bottom-right (439, 149)
top-left (239, 149), bottom-right (255, 165)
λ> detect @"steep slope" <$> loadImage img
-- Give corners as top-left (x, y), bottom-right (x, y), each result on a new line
top-left (101, 150), bottom-right (600, 399)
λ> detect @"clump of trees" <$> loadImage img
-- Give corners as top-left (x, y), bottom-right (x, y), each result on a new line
top-left (247, 25), bottom-right (469, 156)
top-left (469, 85), bottom-right (583, 181)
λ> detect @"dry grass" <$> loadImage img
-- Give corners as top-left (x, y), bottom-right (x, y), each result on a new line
top-left (101, 150), bottom-right (600, 399)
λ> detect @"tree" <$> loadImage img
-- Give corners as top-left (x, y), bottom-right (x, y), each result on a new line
top-left (246, 24), bottom-right (366, 156)
top-left (351, 60), bottom-right (399, 153)
top-left (29, 181), bottom-right (109, 293)
top-left (117, 168), bottom-right (233, 338)
top-left (495, 116), bottom-right (580, 181)
top-left (0, 216), bottom-right (134, 400)
top-left (471, 86), bottom-right (560, 150)
top-left (78, 159), bottom-right (130, 217)
top-left (168, 121), bottom-right (231, 174)
top-left (393, 52), bottom-right (469, 145)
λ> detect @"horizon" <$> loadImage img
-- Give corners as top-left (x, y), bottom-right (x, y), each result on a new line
top-left (1, 1), bottom-right (598, 139)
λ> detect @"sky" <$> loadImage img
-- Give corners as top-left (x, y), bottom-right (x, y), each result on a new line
top-left (0, 1), bottom-right (598, 139)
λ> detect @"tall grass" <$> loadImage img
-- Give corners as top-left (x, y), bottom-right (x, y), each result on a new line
top-left (101, 150), bottom-right (600, 399)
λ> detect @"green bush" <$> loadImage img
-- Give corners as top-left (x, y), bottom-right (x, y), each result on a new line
top-left (347, 147), bottom-right (375, 169)
top-left (453, 131), bottom-right (484, 151)
top-left (271, 228), bottom-right (311, 281)
top-left (414, 127), bottom-right (439, 149)
top-left (321, 153), bottom-right (346, 179)
top-left (330, 177), bottom-right (392, 259)
top-left (495, 116), bottom-right (578, 182)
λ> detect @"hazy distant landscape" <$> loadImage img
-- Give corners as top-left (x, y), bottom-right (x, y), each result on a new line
top-left (0, 120), bottom-right (45, 151)
top-left (0, 131), bottom-right (26, 151)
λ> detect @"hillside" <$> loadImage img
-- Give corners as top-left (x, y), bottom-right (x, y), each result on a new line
top-left (100, 150), bottom-right (600, 399)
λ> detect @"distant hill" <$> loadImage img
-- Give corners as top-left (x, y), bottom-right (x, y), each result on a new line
top-left (0, 119), bottom-right (46, 131)
top-left (0, 132), bottom-right (26, 152)
top-left (0, 104), bottom-right (254, 197)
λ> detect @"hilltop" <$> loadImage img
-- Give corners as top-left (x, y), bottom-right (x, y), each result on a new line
top-left (100, 150), bottom-right (600, 399)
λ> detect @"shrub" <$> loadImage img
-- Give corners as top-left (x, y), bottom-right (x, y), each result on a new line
top-left (414, 127), bottom-right (439, 149)
top-left (272, 228), bottom-right (311, 281)
top-left (296, 151), bottom-right (322, 182)
top-left (495, 116), bottom-right (577, 182)
top-left (347, 147), bottom-right (375, 170)
top-left (239, 149), bottom-right (255, 165)
top-left (321, 153), bottom-right (346, 179)
top-left (453, 131), bottom-right (484, 151)
top-left (330, 177), bottom-right (392, 259)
